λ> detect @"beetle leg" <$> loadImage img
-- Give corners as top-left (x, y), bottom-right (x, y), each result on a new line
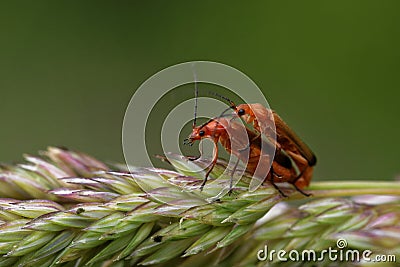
top-left (290, 167), bottom-right (312, 197)
top-left (200, 141), bottom-right (219, 191)
top-left (292, 182), bottom-right (312, 197)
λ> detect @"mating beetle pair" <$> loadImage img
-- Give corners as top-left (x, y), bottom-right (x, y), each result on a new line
top-left (184, 86), bottom-right (316, 197)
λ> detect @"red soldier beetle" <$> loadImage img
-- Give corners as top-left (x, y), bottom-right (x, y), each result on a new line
top-left (184, 96), bottom-right (308, 196)
top-left (184, 113), bottom-right (312, 196)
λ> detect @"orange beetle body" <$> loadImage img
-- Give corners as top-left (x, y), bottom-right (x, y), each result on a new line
top-left (186, 116), bottom-right (308, 195)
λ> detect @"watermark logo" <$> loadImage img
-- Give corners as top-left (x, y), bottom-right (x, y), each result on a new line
top-left (257, 238), bottom-right (396, 263)
top-left (336, 238), bottom-right (347, 249)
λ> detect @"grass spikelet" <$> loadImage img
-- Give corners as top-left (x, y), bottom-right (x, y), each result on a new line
top-left (0, 147), bottom-right (398, 266)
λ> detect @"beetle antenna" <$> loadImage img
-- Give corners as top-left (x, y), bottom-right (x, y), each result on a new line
top-left (192, 68), bottom-right (199, 128)
top-left (209, 91), bottom-right (236, 109)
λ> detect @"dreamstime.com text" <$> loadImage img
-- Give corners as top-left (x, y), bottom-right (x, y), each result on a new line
top-left (257, 239), bottom-right (396, 263)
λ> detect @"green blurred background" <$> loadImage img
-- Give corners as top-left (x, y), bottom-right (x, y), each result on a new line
top-left (1, 1), bottom-right (399, 181)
